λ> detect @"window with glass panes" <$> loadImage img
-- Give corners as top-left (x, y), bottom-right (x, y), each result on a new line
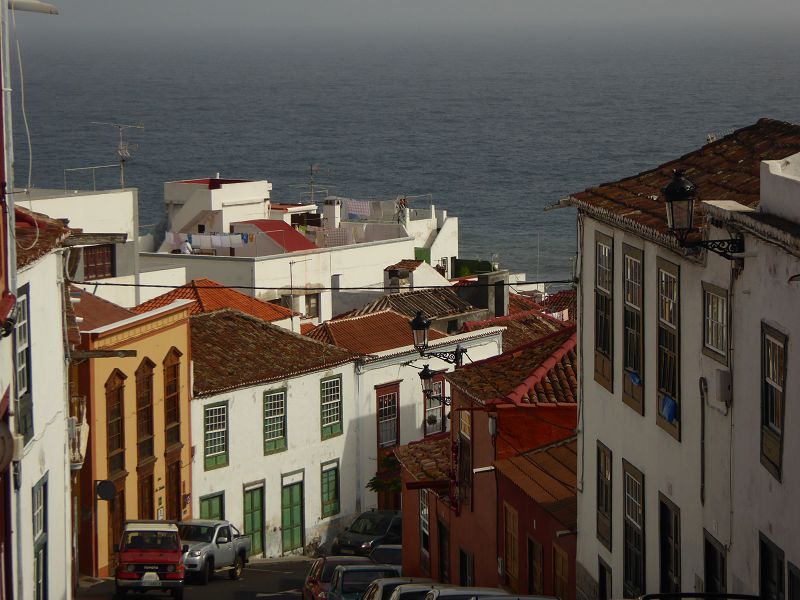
top-left (377, 387), bottom-right (399, 448)
top-left (204, 402), bottom-right (229, 470)
top-left (703, 284), bottom-right (728, 362)
top-left (32, 474), bottom-right (47, 600)
top-left (504, 503), bottom-right (519, 581)
top-left (14, 285), bottom-right (33, 442)
top-left (420, 489), bottom-right (430, 556)
top-left (425, 376), bottom-right (445, 435)
top-left (264, 390), bottom-right (287, 453)
top-left (657, 260), bottom-right (680, 436)
top-left (321, 462), bottom-right (340, 517)
top-left (135, 359), bottom-right (155, 462)
top-left (163, 349), bottom-right (181, 447)
top-left (320, 377), bottom-right (343, 439)
top-left (595, 233), bottom-right (613, 391)
top-left (623, 461), bottom-right (645, 598)
top-left (597, 442), bottom-right (612, 549)
top-left (106, 370), bottom-right (126, 476)
top-left (83, 244), bottom-right (115, 280)
top-left (623, 246), bottom-right (644, 412)
top-left (761, 323), bottom-right (787, 479)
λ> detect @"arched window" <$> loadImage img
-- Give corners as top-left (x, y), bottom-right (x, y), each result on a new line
top-left (105, 369), bottom-right (127, 476)
top-left (135, 358), bottom-right (156, 462)
top-left (163, 348), bottom-right (183, 448)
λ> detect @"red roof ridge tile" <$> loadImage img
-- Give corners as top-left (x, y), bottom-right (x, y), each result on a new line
top-left (505, 332), bottom-right (577, 406)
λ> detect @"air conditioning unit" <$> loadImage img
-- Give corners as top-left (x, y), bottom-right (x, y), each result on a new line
top-left (715, 369), bottom-right (732, 407)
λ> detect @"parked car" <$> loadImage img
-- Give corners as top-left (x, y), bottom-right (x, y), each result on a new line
top-left (328, 564), bottom-right (402, 600)
top-left (114, 521), bottom-right (186, 599)
top-left (330, 510), bottom-right (402, 556)
top-left (388, 584), bottom-right (458, 600)
top-left (304, 556), bottom-right (373, 600)
top-left (361, 577), bottom-right (433, 600)
top-left (423, 587), bottom-right (510, 600)
top-left (368, 544), bottom-right (403, 570)
top-left (178, 519), bottom-right (251, 584)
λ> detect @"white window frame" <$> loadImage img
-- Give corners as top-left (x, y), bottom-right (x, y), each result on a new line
top-left (321, 377), bottom-right (342, 436)
top-left (264, 390), bottom-right (286, 442)
top-left (596, 241), bottom-right (612, 293)
top-left (377, 390), bottom-right (399, 447)
top-left (204, 404), bottom-right (228, 457)
top-left (15, 291), bottom-right (30, 396)
top-left (764, 333), bottom-right (785, 434)
top-left (703, 285), bottom-right (728, 359)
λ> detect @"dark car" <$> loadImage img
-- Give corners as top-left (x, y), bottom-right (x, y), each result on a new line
top-left (368, 545), bottom-right (402, 569)
top-left (304, 556), bottom-right (373, 600)
top-left (331, 510), bottom-right (402, 556)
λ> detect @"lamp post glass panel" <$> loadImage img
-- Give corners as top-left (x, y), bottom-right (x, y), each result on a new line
top-left (662, 170), bottom-right (697, 244)
top-left (411, 311), bottom-right (431, 352)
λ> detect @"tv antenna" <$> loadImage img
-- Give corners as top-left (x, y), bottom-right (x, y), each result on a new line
top-left (290, 164), bottom-right (335, 204)
top-left (90, 121), bottom-right (144, 188)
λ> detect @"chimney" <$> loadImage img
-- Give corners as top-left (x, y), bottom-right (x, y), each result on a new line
top-left (478, 270), bottom-right (509, 318)
top-left (323, 198), bottom-right (341, 229)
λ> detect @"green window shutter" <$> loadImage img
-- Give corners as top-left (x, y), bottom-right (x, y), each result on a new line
top-left (414, 247), bottom-right (431, 264)
top-left (264, 390), bottom-right (288, 454)
top-left (321, 466), bottom-right (340, 517)
top-left (320, 377), bottom-right (343, 440)
top-left (204, 402), bottom-right (229, 470)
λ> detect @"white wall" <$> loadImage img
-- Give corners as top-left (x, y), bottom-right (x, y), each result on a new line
top-left (26, 188), bottom-right (137, 240)
top-left (191, 363), bottom-right (359, 557)
top-left (574, 215), bottom-right (733, 598)
top-left (138, 267), bottom-right (188, 304)
top-left (13, 252), bottom-right (72, 600)
top-left (428, 215), bottom-right (459, 276)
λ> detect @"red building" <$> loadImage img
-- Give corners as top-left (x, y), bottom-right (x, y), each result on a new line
top-left (395, 321), bottom-right (578, 597)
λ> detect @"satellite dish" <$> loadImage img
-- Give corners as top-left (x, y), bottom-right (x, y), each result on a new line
top-left (96, 479), bottom-right (116, 501)
top-left (0, 423), bottom-right (13, 472)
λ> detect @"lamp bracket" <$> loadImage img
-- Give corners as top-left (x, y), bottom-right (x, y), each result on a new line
top-left (424, 390), bottom-right (452, 406)
top-left (685, 236), bottom-right (744, 260)
top-left (418, 345), bottom-right (466, 367)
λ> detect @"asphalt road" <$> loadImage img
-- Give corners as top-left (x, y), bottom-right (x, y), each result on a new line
top-left (77, 559), bottom-right (312, 600)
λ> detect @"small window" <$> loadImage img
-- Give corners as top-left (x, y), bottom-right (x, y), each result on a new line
top-left (135, 358), bottom-right (156, 462)
top-left (163, 349), bottom-right (182, 448)
top-left (704, 531), bottom-right (727, 594)
top-left (14, 285), bottom-right (33, 443)
top-left (761, 323), bottom-right (787, 480)
top-left (204, 402), bottom-right (229, 470)
top-left (702, 283), bottom-right (728, 363)
top-left (596, 442), bottom-right (612, 550)
top-left (83, 244), bottom-right (115, 280)
top-left (760, 533), bottom-right (785, 600)
top-left (504, 502), bottom-right (519, 582)
top-left (623, 460), bottom-right (645, 598)
top-left (32, 474), bottom-right (48, 600)
top-left (594, 232), bottom-right (613, 391)
top-left (377, 385), bottom-right (399, 448)
top-left (659, 495), bottom-right (680, 593)
top-left (305, 294), bottom-right (320, 319)
top-left (425, 375), bottom-right (445, 436)
top-left (656, 258), bottom-right (680, 439)
top-left (105, 370), bottom-right (127, 476)
top-left (264, 390), bottom-right (287, 454)
top-left (321, 377), bottom-right (343, 440)
top-left (419, 489), bottom-right (430, 572)
top-left (622, 245), bottom-right (644, 413)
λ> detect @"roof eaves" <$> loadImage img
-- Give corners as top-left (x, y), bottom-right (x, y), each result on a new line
top-left (506, 333), bottom-right (577, 406)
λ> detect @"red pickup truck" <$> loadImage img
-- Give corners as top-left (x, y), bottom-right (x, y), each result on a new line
top-left (114, 521), bottom-right (187, 599)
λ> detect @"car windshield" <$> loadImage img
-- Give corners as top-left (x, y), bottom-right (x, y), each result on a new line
top-left (342, 570), bottom-right (396, 594)
top-left (349, 514), bottom-right (392, 535)
top-left (123, 531), bottom-right (179, 551)
top-left (178, 525), bottom-right (215, 543)
top-left (370, 546), bottom-right (402, 564)
top-left (398, 592), bottom-right (431, 600)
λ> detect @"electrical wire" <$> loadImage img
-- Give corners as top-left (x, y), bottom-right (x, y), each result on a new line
top-left (10, 5), bottom-right (32, 191)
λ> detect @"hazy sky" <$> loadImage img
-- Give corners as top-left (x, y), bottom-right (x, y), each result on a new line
top-left (14, 0), bottom-right (800, 43)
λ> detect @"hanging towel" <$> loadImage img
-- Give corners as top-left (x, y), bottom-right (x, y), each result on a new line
top-left (230, 234), bottom-right (243, 248)
top-left (346, 199), bottom-right (370, 220)
top-left (196, 235), bottom-right (212, 249)
top-left (211, 234), bottom-right (224, 248)
top-left (165, 231), bottom-right (175, 245)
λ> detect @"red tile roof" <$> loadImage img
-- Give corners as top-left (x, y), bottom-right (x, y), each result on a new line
top-left (540, 289), bottom-right (576, 321)
top-left (563, 118), bottom-right (800, 244)
top-left (70, 286), bottom-right (135, 331)
top-left (132, 278), bottom-right (293, 322)
top-left (447, 327), bottom-right (577, 406)
top-left (384, 260), bottom-right (423, 272)
top-left (300, 323), bottom-right (316, 335)
top-left (347, 288), bottom-right (477, 321)
top-left (463, 309), bottom-right (567, 352)
top-left (190, 309), bottom-right (357, 397)
top-left (394, 435), bottom-right (451, 482)
top-left (15, 206), bottom-right (72, 269)
top-left (494, 436), bottom-right (577, 529)
top-left (306, 309), bottom-right (445, 355)
top-left (238, 219), bottom-right (317, 252)
top-left (508, 293), bottom-right (543, 315)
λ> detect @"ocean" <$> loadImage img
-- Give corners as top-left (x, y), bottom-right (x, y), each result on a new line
top-left (10, 26), bottom-right (800, 281)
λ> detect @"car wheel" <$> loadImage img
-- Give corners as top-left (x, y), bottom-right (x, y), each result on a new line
top-left (199, 559), bottom-right (212, 585)
top-left (229, 554), bottom-right (244, 580)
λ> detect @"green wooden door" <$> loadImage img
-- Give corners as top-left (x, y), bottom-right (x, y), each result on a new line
top-left (243, 487), bottom-right (264, 556)
top-left (281, 482), bottom-right (303, 552)
top-left (199, 493), bottom-right (224, 520)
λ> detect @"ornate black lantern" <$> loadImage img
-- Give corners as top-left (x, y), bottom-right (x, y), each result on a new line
top-left (410, 311), bottom-right (431, 353)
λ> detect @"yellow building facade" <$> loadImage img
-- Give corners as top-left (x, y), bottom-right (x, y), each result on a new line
top-left (75, 300), bottom-right (193, 577)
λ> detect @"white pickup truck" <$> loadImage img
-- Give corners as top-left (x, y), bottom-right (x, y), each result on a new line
top-left (178, 519), bottom-right (251, 584)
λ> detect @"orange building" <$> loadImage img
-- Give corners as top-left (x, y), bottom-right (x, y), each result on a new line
top-left (72, 290), bottom-right (193, 577)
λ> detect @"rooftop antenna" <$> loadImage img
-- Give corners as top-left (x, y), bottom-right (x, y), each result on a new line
top-left (90, 121), bottom-right (144, 188)
top-left (290, 164), bottom-right (335, 204)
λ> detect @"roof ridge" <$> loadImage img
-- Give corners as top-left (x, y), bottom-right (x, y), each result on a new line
top-left (70, 284), bottom-right (133, 314)
top-left (190, 279), bottom-right (206, 312)
top-left (505, 333), bottom-right (577, 406)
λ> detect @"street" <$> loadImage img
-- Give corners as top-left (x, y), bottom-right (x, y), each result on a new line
top-left (77, 559), bottom-right (312, 600)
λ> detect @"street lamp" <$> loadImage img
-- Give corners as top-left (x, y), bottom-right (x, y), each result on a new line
top-left (418, 364), bottom-right (452, 406)
top-left (661, 170), bottom-right (744, 259)
top-left (410, 311), bottom-right (466, 367)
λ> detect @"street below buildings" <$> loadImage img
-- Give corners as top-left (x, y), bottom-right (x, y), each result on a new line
top-left (77, 559), bottom-right (312, 600)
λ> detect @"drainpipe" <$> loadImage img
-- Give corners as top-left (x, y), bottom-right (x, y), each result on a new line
top-left (354, 359), bottom-right (363, 513)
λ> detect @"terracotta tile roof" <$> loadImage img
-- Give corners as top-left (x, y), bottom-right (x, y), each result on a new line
top-left (348, 288), bottom-right (476, 321)
top-left (15, 206), bottom-right (72, 269)
top-left (508, 293), bottom-right (543, 315)
top-left (238, 219), bottom-right (317, 252)
top-left (70, 286), bottom-right (135, 331)
top-left (384, 259), bottom-right (423, 272)
top-left (540, 290), bottom-right (576, 321)
top-left (446, 327), bottom-right (577, 406)
top-left (132, 278), bottom-right (293, 322)
top-left (306, 309), bottom-right (445, 355)
top-left (463, 309), bottom-right (567, 352)
top-left (300, 323), bottom-right (316, 335)
top-left (190, 309), bottom-right (357, 397)
top-left (563, 118), bottom-right (800, 243)
top-left (494, 436), bottom-right (577, 529)
top-left (394, 435), bottom-right (452, 483)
